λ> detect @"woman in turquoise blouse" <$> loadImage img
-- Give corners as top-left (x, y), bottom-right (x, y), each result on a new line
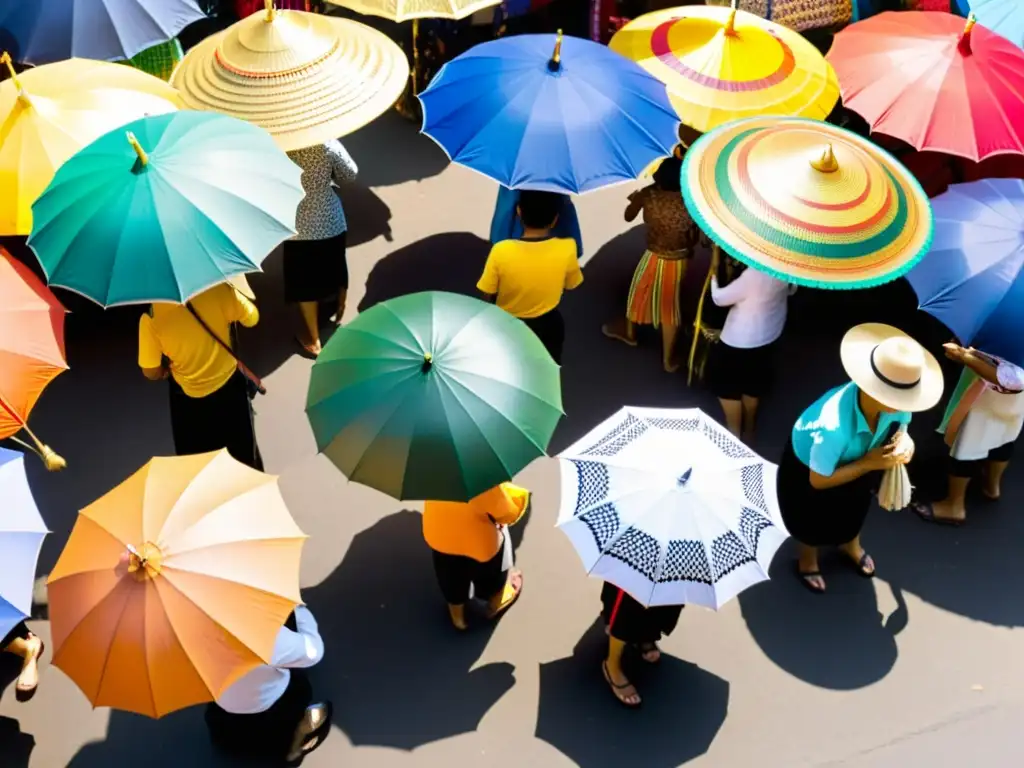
top-left (778, 324), bottom-right (943, 593)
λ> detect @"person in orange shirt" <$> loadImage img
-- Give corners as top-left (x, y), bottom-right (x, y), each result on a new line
top-left (422, 483), bottom-right (530, 630)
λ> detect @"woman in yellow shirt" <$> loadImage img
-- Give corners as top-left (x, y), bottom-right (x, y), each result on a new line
top-left (138, 280), bottom-right (263, 469)
top-left (422, 483), bottom-right (529, 630)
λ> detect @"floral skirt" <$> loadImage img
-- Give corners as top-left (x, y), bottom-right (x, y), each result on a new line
top-left (626, 251), bottom-right (687, 329)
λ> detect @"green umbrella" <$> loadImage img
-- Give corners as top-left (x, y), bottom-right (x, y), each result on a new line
top-left (28, 111), bottom-right (303, 307)
top-left (306, 291), bottom-right (563, 502)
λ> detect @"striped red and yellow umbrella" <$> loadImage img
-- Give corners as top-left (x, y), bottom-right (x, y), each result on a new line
top-left (610, 6), bottom-right (839, 132)
top-left (681, 117), bottom-right (934, 290)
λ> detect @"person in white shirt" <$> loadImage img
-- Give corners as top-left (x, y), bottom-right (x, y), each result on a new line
top-left (707, 252), bottom-right (795, 441)
top-left (205, 606), bottom-right (331, 765)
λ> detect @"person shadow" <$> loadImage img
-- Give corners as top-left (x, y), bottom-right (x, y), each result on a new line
top-left (301, 509), bottom-right (517, 750)
top-left (0, 716), bottom-right (35, 768)
top-left (535, 619), bottom-right (729, 768)
top-left (341, 111), bottom-right (450, 188)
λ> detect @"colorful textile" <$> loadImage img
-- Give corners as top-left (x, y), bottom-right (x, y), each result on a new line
top-left (769, 0), bottom-right (851, 30)
top-left (626, 251), bottom-right (686, 329)
top-left (128, 38), bottom-right (183, 81)
top-left (235, 0), bottom-right (308, 15)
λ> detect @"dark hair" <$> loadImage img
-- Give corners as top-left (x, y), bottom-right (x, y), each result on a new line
top-left (653, 156), bottom-right (682, 192)
top-left (517, 190), bottom-right (561, 230)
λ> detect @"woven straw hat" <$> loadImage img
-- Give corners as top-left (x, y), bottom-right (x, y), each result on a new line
top-left (840, 323), bottom-right (943, 413)
top-left (170, 2), bottom-right (409, 152)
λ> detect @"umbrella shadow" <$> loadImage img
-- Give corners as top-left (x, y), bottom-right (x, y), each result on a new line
top-left (358, 231), bottom-right (491, 312)
top-left (342, 111), bottom-right (450, 188)
top-left (738, 540), bottom-right (904, 690)
top-left (0, 716), bottom-right (35, 768)
top-left (302, 510), bottom-right (516, 750)
top-left (535, 619), bottom-right (729, 768)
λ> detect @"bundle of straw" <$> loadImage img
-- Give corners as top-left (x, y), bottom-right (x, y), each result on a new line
top-left (878, 464), bottom-right (913, 511)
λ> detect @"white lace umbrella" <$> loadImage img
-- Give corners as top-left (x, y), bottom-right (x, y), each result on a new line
top-left (557, 407), bottom-right (788, 610)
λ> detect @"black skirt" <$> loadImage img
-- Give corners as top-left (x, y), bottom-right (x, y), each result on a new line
top-left (521, 307), bottom-right (565, 364)
top-left (168, 370), bottom-right (263, 470)
top-left (282, 230), bottom-right (348, 304)
top-left (707, 339), bottom-right (778, 401)
top-left (600, 582), bottom-right (683, 644)
top-left (777, 438), bottom-right (878, 548)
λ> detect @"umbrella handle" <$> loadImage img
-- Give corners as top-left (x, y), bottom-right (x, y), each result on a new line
top-left (12, 426), bottom-right (66, 472)
top-left (688, 248), bottom-right (716, 386)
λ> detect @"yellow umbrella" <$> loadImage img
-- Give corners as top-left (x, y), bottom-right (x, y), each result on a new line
top-left (609, 5), bottom-right (839, 133)
top-left (0, 54), bottom-right (182, 236)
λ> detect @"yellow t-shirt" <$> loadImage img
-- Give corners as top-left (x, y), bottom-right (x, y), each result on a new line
top-left (476, 237), bottom-right (583, 319)
top-left (138, 283), bottom-right (259, 399)
top-left (422, 483), bottom-right (530, 563)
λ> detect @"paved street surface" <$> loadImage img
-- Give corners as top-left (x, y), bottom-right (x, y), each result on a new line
top-left (2, 114), bottom-right (1023, 768)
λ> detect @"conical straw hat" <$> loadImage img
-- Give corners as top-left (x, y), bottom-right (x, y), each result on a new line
top-left (171, 3), bottom-right (409, 151)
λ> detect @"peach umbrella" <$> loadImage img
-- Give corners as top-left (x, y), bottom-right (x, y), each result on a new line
top-left (0, 247), bottom-right (66, 470)
top-left (46, 450), bottom-right (307, 718)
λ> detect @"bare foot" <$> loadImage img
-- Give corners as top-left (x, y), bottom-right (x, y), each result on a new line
top-left (15, 634), bottom-right (43, 699)
top-left (295, 335), bottom-right (322, 358)
top-left (663, 357), bottom-right (681, 374)
top-left (602, 661), bottom-right (641, 707)
top-left (447, 605), bottom-right (468, 631)
top-left (637, 641), bottom-right (661, 663)
top-left (486, 569), bottom-right (523, 619)
top-left (839, 544), bottom-right (876, 577)
top-left (602, 320), bottom-right (637, 347)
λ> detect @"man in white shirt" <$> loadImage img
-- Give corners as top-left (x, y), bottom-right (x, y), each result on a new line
top-left (205, 606), bottom-right (331, 764)
top-left (708, 252), bottom-right (796, 441)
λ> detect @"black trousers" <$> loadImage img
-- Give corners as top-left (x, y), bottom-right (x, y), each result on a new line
top-left (168, 370), bottom-right (263, 470)
top-left (206, 670), bottom-right (313, 759)
top-left (522, 307), bottom-right (565, 364)
top-left (431, 544), bottom-right (507, 605)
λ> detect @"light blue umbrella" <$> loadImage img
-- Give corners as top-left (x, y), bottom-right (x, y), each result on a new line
top-left (418, 32), bottom-right (679, 194)
top-left (968, 0), bottom-right (1024, 47)
top-left (907, 179), bottom-right (1024, 366)
top-left (0, 448), bottom-right (48, 640)
top-left (0, 0), bottom-right (206, 65)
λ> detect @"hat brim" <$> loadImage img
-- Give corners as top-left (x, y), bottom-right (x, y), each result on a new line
top-left (840, 323), bottom-right (944, 413)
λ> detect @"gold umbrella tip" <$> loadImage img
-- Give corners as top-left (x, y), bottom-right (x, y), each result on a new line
top-left (959, 13), bottom-right (977, 54)
top-left (40, 445), bottom-right (66, 472)
top-left (724, 8), bottom-right (738, 35)
top-left (549, 29), bottom-right (564, 71)
top-left (810, 144), bottom-right (839, 173)
top-left (126, 131), bottom-right (149, 168)
top-left (422, 352), bottom-right (434, 372)
top-left (1, 51), bottom-right (26, 97)
top-left (264, 0), bottom-right (276, 21)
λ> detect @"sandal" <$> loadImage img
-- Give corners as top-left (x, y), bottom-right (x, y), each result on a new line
top-left (602, 661), bottom-right (641, 708)
top-left (843, 550), bottom-right (876, 578)
top-left (294, 336), bottom-right (321, 359)
top-left (636, 641), bottom-right (661, 664)
top-left (486, 570), bottom-right (523, 620)
top-left (286, 702), bottom-right (332, 765)
top-left (601, 323), bottom-right (637, 347)
top-left (796, 563), bottom-right (826, 594)
top-left (911, 501), bottom-right (965, 527)
top-left (15, 636), bottom-right (44, 703)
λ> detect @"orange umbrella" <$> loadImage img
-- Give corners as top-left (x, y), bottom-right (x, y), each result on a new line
top-left (46, 450), bottom-right (307, 718)
top-left (0, 246), bottom-right (66, 470)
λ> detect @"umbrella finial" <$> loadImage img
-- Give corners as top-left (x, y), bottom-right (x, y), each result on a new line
top-left (126, 131), bottom-right (149, 169)
top-left (548, 29), bottom-right (564, 72)
top-left (0, 52), bottom-right (28, 102)
top-left (422, 352), bottom-right (433, 372)
top-left (959, 13), bottom-right (976, 55)
top-left (724, 8), bottom-right (737, 36)
top-left (16, 425), bottom-right (65, 471)
top-left (127, 542), bottom-right (164, 581)
top-left (810, 144), bottom-right (839, 173)
top-left (264, 0), bottom-right (276, 21)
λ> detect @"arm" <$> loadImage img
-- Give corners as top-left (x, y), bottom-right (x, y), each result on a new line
top-left (274, 606), bottom-right (325, 670)
top-left (138, 314), bottom-right (168, 381)
top-left (327, 140), bottom-right (358, 184)
top-left (228, 289), bottom-right (260, 329)
top-left (624, 189), bottom-right (645, 222)
top-left (710, 265), bottom-right (751, 307)
top-left (809, 444), bottom-right (905, 490)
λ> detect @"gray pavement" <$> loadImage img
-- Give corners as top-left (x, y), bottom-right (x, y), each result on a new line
top-left (2, 112), bottom-right (1023, 768)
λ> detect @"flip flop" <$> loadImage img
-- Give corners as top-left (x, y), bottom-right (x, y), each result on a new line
top-left (844, 551), bottom-right (876, 578)
top-left (294, 336), bottom-right (321, 359)
top-left (286, 702), bottom-right (333, 766)
top-left (14, 637), bottom-right (44, 703)
top-left (602, 661), bottom-right (641, 708)
top-left (601, 324), bottom-right (637, 347)
top-left (486, 570), bottom-right (523, 620)
top-left (910, 501), bottom-right (965, 527)
top-left (636, 641), bottom-right (661, 664)
top-left (795, 564), bottom-right (826, 594)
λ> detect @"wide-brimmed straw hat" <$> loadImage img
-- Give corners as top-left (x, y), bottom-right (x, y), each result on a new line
top-left (840, 323), bottom-right (943, 413)
top-left (170, 3), bottom-right (409, 152)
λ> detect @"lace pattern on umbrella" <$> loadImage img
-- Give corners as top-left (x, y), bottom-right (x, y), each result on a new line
top-left (571, 460), bottom-right (610, 514)
top-left (607, 527), bottom-right (661, 581)
top-left (580, 503), bottom-right (620, 551)
top-left (659, 540), bottom-right (713, 585)
top-left (576, 413), bottom-right (650, 457)
top-left (740, 463), bottom-right (768, 511)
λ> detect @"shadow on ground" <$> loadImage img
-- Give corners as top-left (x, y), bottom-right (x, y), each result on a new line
top-left (302, 510), bottom-right (517, 750)
top-left (342, 111), bottom-right (450, 188)
top-left (535, 619), bottom-right (729, 768)
top-left (0, 715), bottom-right (35, 768)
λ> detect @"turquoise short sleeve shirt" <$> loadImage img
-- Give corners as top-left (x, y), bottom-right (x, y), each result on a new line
top-left (791, 382), bottom-right (912, 477)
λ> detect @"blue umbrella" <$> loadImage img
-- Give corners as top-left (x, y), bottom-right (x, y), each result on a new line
top-left (0, 448), bottom-right (48, 640)
top-left (0, 0), bottom-right (206, 65)
top-left (418, 32), bottom-right (680, 194)
top-left (907, 179), bottom-right (1024, 366)
top-left (968, 0), bottom-right (1024, 47)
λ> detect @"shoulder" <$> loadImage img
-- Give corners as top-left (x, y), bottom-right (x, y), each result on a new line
top-left (796, 384), bottom-right (853, 432)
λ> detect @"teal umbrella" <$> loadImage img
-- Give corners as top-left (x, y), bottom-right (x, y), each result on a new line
top-left (306, 291), bottom-right (563, 502)
top-left (28, 111), bottom-right (304, 307)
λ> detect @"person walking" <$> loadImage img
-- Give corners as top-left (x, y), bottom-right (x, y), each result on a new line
top-left (778, 324), bottom-right (943, 593)
top-left (284, 140), bottom-right (358, 357)
top-left (2, 623), bottom-right (44, 702)
top-left (601, 151), bottom-right (699, 372)
top-left (206, 606), bottom-right (331, 764)
top-left (422, 483), bottom-right (529, 630)
top-left (138, 278), bottom-right (264, 470)
top-left (477, 190), bottom-right (583, 364)
top-left (707, 251), bottom-right (795, 442)
top-left (912, 343), bottom-right (1024, 526)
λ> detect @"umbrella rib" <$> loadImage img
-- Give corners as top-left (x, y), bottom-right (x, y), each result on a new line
top-left (921, 242), bottom-right (1024, 308)
top-left (87, 581), bottom-right (135, 708)
top-left (433, 375), bottom-right (517, 485)
top-left (441, 374), bottom-right (550, 457)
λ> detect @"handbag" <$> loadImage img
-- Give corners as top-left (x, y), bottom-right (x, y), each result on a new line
top-left (186, 304), bottom-right (267, 397)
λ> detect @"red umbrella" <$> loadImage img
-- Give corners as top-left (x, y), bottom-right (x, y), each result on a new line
top-left (828, 11), bottom-right (1024, 162)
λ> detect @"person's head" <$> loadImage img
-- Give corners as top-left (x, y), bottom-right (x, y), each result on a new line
top-left (516, 190), bottom-right (561, 231)
top-left (840, 323), bottom-right (943, 415)
top-left (653, 156), bottom-right (682, 192)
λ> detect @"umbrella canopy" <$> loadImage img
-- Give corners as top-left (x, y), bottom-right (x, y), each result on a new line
top-left (828, 12), bottom-right (1024, 162)
top-left (28, 111), bottom-right (304, 307)
top-left (418, 32), bottom-right (680, 194)
top-left (46, 450), bottom-right (306, 718)
top-left (609, 6), bottom-right (839, 133)
top-left (557, 407), bottom-right (787, 610)
top-left (907, 179), bottom-right (1024, 367)
top-left (326, 0), bottom-right (499, 22)
top-left (969, 0), bottom-right (1024, 48)
top-left (0, 54), bottom-right (182, 236)
top-left (307, 291), bottom-right (563, 502)
top-left (681, 116), bottom-right (934, 290)
top-left (171, 3), bottom-right (409, 152)
top-left (0, 448), bottom-right (49, 640)
top-left (0, 247), bottom-right (67, 441)
top-left (0, 0), bottom-right (206, 65)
